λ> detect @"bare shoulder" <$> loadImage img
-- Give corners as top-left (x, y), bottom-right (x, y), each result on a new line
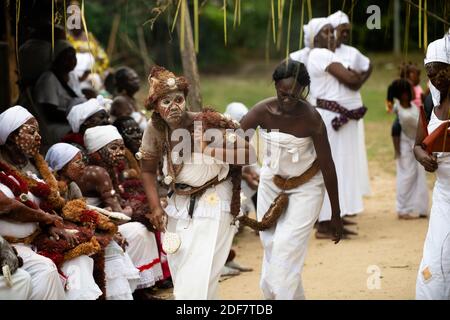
top-left (303, 103), bottom-right (325, 135)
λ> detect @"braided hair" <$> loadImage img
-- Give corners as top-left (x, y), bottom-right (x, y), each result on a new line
top-left (272, 59), bottom-right (311, 98)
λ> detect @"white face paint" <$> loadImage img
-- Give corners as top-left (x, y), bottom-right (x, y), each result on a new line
top-left (157, 91), bottom-right (186, 124)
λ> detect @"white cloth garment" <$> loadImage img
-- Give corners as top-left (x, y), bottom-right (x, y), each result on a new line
top-left (0, 162), bottom-right (101, 300)
top-left (224, 102), bottom-right (248, 122)
top-left (13, 244), bottom-right (66, 300)
top-left (308, 48), bottom-right (364, 220)
top-left (164, 159), bottom-right (236, 299)
top-left (45, 143), bottom-right (81, 171)
top-left (290, 17), bottom-right (330, 66)
top-left (104, 240), bottom-right (140, 300)
top-left (396, 132), bottom-right (429, 217)
top-left (328, 10), bottom-right (350, 28)
top-left (166, 191), bottom-right (236, 300)
top-left (0, 269), bottom-right (32, 300)
top-left (423, 33), bottom-right (450, 65)
top-left (424, 33), bottom-right (450, 106)
top-left (394, 101), bottom-right (420, 140)
top-left (258, 131), bottom-right (325, 299)
top-left (416, 109), bottom-right (450, 299)
top-left (334, 43), bottom-right (371, 197)
top-left (84, 125), bottom-right (123, 154)
top-left (118, 222), bottom-right (164, 289)
top-left (67, 97), bottom-right (107, 133)
top-left (0, 106), bottom-right (33, 145)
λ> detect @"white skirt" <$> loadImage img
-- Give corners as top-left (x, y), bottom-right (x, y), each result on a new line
top-left (396, 132), bottom-right (429, 217)
top-left (119, 222), bottom-right (164, 289)
top-left (317, 109), bottom-right (364, 221)
top-left (258, 167), bottom-right (325, 299)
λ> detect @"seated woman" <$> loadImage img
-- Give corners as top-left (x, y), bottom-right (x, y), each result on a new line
top-left (64, 96), bottom-right (111, 149)
top-left (0, 106), bottom-right (102, 300)
top-left (83, 126), bottom-right (164, 295)
top-left (114, 67), bottom-right (148, 131)
top-left (46, 143), bottom-right (147, 300)
top-left (33, 40), bottom-right (84, 147)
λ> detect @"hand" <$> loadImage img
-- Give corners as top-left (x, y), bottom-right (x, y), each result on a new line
top-left (113, 232), bottom-right (128, 251)
top-left (416, 148), bottom-right (438, 172)
top-left (122, 206), bottom-right (133, 217)
top-left (0, 236), bottom-right (22, 275)
top-left (48, 226), bottom-right (79, 247)
top-left (42, 213), bottom-right (64, 228)
top-left (330, 215), bottom-right (343, 244)
top-left (145, 206), bottom-right (167, 232)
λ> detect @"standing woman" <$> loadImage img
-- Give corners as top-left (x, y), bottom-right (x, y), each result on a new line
top-left (328, 10), bottom-right (372, 199)
top-left (414, 34), bottom-right (450, 299)
top-left (240, 60), bottom-right (343, 300)
top-left (306, 19), bottom-right (371, 238)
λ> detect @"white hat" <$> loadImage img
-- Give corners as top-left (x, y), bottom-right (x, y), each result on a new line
top-left (304, 17), bottom-right (330, 49)
top-left (84, 125), bottom-right (123, 154)
top-left (0, 106), bottom-right (34, 145)
top-left (327, 10), bottom-right (350, 29)
top-left (45, 143), bottom-right (81, 171)
top-left (67, 96), bottom-right (110, 133)
top-left (424, 33), bottom-right (450, 65)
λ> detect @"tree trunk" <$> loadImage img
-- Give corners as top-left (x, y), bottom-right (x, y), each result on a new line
top-left (177, 4), bottom-right (202, 111)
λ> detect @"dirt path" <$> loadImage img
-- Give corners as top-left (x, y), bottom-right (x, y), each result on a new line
top-left (218, 164), bottom-right (431, 299)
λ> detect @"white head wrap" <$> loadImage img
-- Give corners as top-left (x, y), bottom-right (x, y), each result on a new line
top-left (45, 143), bottom-right (81, 171)
top-left (84, 125), bottom-right (123, 154)
top-left (0, 106), bottom-right (34, 145)
top-left (424, 33), bottom-right (450, 105)
top-left (224, 102), bottom-right (248, 122)
top-left (304, 18), bottom-right (330, 49)
top-left (327, 10), bottom-right (350, 29)
top-left (67, 95), bottom-right (111, 133)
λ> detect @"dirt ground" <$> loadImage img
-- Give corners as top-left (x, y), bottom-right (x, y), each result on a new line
top-left (218, 163), bottom-right (431, 300)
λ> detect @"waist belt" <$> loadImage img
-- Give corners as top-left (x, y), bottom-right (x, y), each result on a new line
top-left (316, 98), bottom-right (367, 131)
top-left (172, 176), bottom-right (227, 218)
top-left (239, 159), bottom-right (321, 231)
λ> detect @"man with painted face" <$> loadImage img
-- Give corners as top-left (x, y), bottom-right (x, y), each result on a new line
top-left (0, 106), bottom-right (103, 300)
top-left (84, 126), bottom-right (164, 298)
top-left (413, 33), bottom-right (450, 300)
top-left (115, 67), bottom-right (148, 131)
top-left (138, 66), bottom-right (251, 299)
top-left (305, 18), bottom-right (370, 239)
top-left (328, 10), bottom-right (372, 202)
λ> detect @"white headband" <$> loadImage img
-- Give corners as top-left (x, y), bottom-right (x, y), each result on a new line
top-left (45, 143), bottom-right (81, 171)
top-left (0, 106), bottom-right (34, 145)
top-left (84, 125), bottom-right (123, 154)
